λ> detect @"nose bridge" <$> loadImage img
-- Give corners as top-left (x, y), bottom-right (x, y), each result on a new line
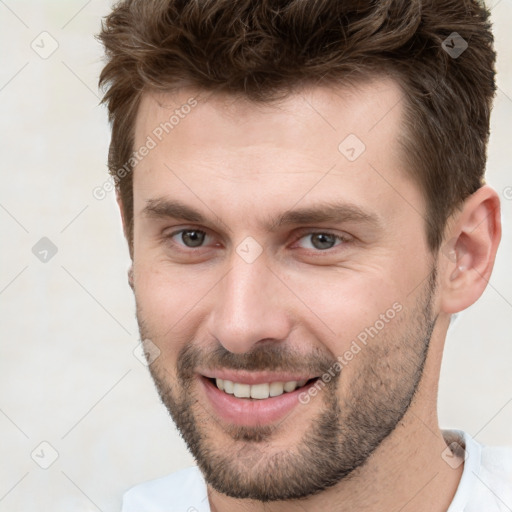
top-left (208, 256), bottom-right (291, 354)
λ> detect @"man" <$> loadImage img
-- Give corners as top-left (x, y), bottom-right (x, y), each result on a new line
top-left (98, 0), bottom-right (511, 510)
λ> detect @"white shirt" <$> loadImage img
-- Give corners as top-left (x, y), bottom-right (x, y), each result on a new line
top-left (121, 430), bottom-right (512, 511)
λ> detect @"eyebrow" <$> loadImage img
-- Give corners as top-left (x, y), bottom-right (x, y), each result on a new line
top-left (142, 197), bottom-right (380, 231)
top-left (143, 198), bottom-right (208, 223)
top-left (268, 203), bottom-right (380, 231)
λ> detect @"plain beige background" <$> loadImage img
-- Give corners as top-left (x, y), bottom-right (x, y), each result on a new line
top-left (0, 1), bottom-right (511, 510)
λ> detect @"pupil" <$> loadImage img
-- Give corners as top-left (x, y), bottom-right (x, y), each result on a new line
top-left (182, 230), bottom-right (204, 247)
top-left (312, 233), bottom-right (335, 250)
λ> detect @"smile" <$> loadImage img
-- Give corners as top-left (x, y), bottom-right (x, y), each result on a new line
top-left (214, 378), bottom-right (310, 399)
top-left (199, 372), bottom-right (320, 426)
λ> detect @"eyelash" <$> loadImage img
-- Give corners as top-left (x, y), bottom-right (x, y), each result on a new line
top-left (164, 228), bottom-right (351, 253)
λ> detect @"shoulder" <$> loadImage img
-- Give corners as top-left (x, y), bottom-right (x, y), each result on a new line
top-left (479, 443), bottom-right (512, 502)
top-left (481, 444), bottom-right (512, 475)
top-left (121, 466), bottom-right (209, 512)
top-left (445, 430), bottom-right (512, 511)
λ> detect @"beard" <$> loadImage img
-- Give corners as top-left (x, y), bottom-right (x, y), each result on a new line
top-left (136, 268), bottom-right (437, 502)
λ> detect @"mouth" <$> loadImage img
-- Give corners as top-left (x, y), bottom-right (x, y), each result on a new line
top-left (210, 377), bottom-right (316, 399)
top-left (198, 372), bottom-right (321, 427)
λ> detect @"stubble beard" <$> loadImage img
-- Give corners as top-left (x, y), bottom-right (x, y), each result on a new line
top-left (137, 270), bottom-right (437, 502)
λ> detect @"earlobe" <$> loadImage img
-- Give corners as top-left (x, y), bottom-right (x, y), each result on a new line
top-left (128, 266), bottom-right (134, 290)
top-left (440, 185), bottom-right (501, 314)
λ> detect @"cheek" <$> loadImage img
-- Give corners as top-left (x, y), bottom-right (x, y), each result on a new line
top-left (133, 259), bottom-right (218, 351)
top-left (136, 258), bottom-right (194, 310)
top-left (285, 267), bottom-right (407, 353)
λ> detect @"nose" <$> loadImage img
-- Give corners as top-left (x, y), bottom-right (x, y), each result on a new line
top-left (207, 256), bottom-right (293, 354)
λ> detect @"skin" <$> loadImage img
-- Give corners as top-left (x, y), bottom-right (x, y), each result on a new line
top-left (124, 77), bottom-right (501, 511)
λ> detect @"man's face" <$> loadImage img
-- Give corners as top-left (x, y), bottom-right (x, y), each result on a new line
top-left (130, 78), bottom-right (439, 500)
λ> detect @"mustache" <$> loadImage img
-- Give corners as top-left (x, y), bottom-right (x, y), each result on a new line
top-left (177, 342), bottom-right (339, 381)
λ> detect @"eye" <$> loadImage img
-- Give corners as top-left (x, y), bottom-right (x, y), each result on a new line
top-left (171, 229), bottom-right (209, 248)
top-left (296, 232), bottom-right (346, 251)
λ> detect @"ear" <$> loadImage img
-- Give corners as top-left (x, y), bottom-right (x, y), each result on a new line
top-left (439, 185), bottom-right (501, 314)
top-left (116, 190), bottom-right (129, 241)
top-left (117, 190), bottom-right (134, 287)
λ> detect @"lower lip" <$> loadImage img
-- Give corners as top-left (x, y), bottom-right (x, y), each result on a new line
top-left (200, 377), bottom-right (316, 427)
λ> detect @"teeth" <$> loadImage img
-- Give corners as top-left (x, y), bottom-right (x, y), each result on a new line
top-left (233, 383), bottom-right (251, 398)
top-left (214, 378), bottom-right (309, 399)
top-left (283, 381), bottom-right (297, 392)
top-left (250, 383), bottom-right (270, 399)
top-left (269, 382), bottom-right (284, 397)
top-left (223, 379), bottom-right (234, 394)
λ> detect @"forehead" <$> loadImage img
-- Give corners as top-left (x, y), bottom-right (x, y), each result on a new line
top-left (132, 78), bottom-right (422, 229)
top-left (134, 77), bottom-right (405, 156)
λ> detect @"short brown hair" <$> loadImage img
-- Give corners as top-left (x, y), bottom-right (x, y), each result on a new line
top-left (98, 0), bottom-right (496, 254)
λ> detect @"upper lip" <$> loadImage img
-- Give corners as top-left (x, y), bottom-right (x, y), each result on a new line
top-left (199, 369), bottom-right (318, 385)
